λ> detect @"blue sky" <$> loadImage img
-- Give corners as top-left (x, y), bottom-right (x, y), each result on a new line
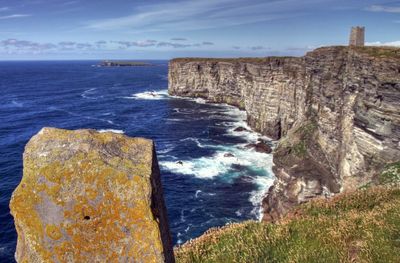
top-left (0, 0), bottom-right (399, 59)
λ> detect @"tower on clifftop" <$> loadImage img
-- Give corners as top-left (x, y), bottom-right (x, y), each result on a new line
top-left (349, 26), bottom-right (365, 46)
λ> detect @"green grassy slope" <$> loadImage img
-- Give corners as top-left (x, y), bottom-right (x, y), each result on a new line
top-left (175, 163), bottom-right (400, 263)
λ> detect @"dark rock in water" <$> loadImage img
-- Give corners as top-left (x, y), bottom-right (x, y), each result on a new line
top-left (224, 153), bottom-right (235, 157)
top-left (245, 142), bottom-right (272, 154)
top-left (233, 126), bottom-right (248, 132)
top-left (176, 161), bottom-right (183, 165)
top-left (231, 164), bottom-right (246, 171)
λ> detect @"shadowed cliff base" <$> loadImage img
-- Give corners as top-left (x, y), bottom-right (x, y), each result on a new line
top-left (168, 45), bottom-right (400, 222)
top-left (9, 128), bottom-right (174, 263)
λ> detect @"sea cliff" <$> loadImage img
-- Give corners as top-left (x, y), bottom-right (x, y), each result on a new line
top-left (169, 46), bottom-right (400, 221)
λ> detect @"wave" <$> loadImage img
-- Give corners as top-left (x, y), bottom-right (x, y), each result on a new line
top-left (195, 190), bottom-right (202, 198)
top-left (249, 175), bottom-right (275, 220)
top-left (180, 137), bottom-right (215, 148)
top-left (98, 129), bottom-right (124, 134)
top-left (47, 106), bottom-right (116, 125)
top-left (1, 100), bottom-right (24, 109)
top-left (123, 89), bottom-right (169, 100)
top-left (81, 88), bottom-right (104, 100)
top-left (159, 74), bottom-right (168, 80)
top-left (157, 148), bottom-right (174, 154)
top-left (11, 100), bottom-right (24, 108)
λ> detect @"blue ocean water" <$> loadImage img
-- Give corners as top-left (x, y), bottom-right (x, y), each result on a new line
top-left (0, 61), bottom-right (274, 261)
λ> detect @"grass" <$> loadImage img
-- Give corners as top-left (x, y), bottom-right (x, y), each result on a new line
top-left (379, 162), bottom-right (400, 185)
top-left (170, 56), bottom-right (298, 64)
top-left (292, 140), bottom-right (307, 157)
top-left (175, 186), bottom-right (400, 263)
top-left (352, 46), bottom-right (400, 59)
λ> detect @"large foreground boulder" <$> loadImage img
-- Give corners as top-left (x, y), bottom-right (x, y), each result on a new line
top-left (10, 127), bottom-right (174, 263)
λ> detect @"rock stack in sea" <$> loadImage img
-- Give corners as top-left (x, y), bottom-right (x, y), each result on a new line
top-left (9, 128), bottom-right (174, 263)
top-left (168, 46), bottom-right (400, 221)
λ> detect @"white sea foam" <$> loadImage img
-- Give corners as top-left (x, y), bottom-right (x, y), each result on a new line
top-left (194, 98), bottom-right (207, 104)
top-left (249, 175), bottom-right (275, 220)
top-left (160, 147), bottom-right (270, 180)
top-left (166, 118), bottom-right (183, 122)
top-left (98, 129), bottom-right (124, 134)
top-left (195, 190), bottom-right (202, 198)
top-left (157, 147), bottom-right (174, 154)
top-left (123, 89), bottom-right (169, 100)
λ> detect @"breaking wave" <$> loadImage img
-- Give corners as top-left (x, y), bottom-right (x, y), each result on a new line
top-left (123, 89), bottom-right (169, 100)
top-left (98, 129), bottom-right (124, 134)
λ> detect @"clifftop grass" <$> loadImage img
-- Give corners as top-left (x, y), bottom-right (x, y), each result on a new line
top-left (171, 46), bottom-right (400, 65)
top-left (353, 46), bottom-right (400, 59)
top-left (175, 186), bottom-right (400, 263)
top-left (170, 56), bottom-right (298, 64)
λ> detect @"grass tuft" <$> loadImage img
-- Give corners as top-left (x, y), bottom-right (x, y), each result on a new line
top-left (379, 162), bottom-right (400, 185)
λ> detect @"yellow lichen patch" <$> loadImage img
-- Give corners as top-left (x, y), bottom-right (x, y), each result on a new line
top-left (10, 128), bottom-right (171, 262)
top-left (85, 188), bottom-right (98, 200)
top-left (45, 224), bottom-right (62, 240)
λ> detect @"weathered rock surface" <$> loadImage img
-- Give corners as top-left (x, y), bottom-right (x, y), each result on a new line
top-left (10, 128), bottom-right (174, 263)
top-left (169, 46), bottom-right (400, 221)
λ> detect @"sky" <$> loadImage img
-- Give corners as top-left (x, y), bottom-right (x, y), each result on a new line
top-left (0, 0), bottom-right (399, 60)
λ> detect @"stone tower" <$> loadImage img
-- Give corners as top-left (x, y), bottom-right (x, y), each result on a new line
top-left (349, 26), bottom-right (365, 46)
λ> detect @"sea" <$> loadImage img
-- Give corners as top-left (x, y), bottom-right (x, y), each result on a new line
top-left (0, 61), bottom-right (274, 261)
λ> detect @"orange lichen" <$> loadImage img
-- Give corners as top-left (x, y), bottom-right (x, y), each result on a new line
top-left (45, 225), bottom-right (62, 240)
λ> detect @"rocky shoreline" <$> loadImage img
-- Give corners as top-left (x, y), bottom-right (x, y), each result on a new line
top-left (168, 46), bottom-right (400, 221)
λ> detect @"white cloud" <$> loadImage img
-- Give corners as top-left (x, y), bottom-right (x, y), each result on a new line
top-left (0, 7), bottom-right (10, 12)
top-left (0, 14), bottom-right (31, 20)
top-left (365, 5), bottom-right (400, 13)
top-left (85, 0), bottom-right (319, 32)
top-left (366, 41), bottom-right (400, 47)
top-left (0, 38), bottom-right (219, 55)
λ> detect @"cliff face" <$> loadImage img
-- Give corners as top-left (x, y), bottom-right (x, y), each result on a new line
top-left (10, 128), bottom-right (174, 263)
top-left (169, 46), bottom-right (400, 221)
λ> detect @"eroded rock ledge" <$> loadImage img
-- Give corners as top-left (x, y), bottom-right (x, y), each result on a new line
top-left (168, 46), bottom-right (400, 221)
top-left (10, 128), bottom-right (174, 263)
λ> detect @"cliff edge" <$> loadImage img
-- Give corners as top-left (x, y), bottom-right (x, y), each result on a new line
top-left (9, 128), bottom-right (174, 263)
top-left (169, 46), bottom-right (400, 221)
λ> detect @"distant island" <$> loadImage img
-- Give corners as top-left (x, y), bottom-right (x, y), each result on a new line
top-left (99, 60), bottom-right (153, 67)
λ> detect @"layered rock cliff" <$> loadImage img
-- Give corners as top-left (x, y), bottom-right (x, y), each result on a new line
top-left (169, 46), bottom-right (400, 221)
top-left (10, 128), bottom-right (174, 263)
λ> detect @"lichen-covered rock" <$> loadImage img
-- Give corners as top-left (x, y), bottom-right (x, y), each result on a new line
top-left (9, 127), bottom-right (174, 263)
top-left (169, 46), bottom-right (400, 221)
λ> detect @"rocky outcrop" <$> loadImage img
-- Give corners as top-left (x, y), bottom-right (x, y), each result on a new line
top-left (169, 46), bottom-right (400, 221)
top-left (9, 128), bottom-right (174, 263)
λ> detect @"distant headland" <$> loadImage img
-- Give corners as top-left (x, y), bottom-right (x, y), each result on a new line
top-left (99, 60), bottom-right (153, 67)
